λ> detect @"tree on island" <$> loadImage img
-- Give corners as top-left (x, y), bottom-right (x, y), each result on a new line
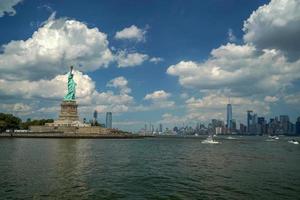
top-left (0, 113), bottom-right (21, 132)
top-left (0, 113), bottom-right (54, 132)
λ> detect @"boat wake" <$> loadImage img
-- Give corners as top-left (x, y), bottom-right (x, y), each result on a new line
top-left (226, 136), bottom-right (237, 140)
top-left (266, 139), bottom-right (276, 142)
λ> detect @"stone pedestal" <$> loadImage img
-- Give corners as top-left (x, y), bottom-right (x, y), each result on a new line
top-left (59, 100), bottom-right (79, 121)
top-left (45, 100), bottom-right (87, 127)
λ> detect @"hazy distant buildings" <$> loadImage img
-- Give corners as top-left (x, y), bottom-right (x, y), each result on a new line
top-left (151, 124), bottom-right (154, 133)
top-left (106, 112), bottom-right (112, 128)
top-left (211, 119), bottom-right (225, 134)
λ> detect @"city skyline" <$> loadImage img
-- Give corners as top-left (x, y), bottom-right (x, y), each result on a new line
top-left (0, 0), bottom-right (300, 132)
top-left (138, 102), bottom-right (300, 136)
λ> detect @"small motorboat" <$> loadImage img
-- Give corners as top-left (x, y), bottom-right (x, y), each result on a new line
top-left (269, 135), bottom-right (279, 140)
top-left (202, 135), bottom-right (220, 144)
top-left (288, 139), bottom-right (299, 145)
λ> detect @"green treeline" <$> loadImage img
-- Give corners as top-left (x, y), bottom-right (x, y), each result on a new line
top-left (0, 113), bottom-right (53, 132)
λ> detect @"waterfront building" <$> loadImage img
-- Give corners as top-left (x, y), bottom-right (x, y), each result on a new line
top-left (229, 119), bottom-right (236, 133)
top-left (240, 123), bottom-right (247, 134)
top-left (215, 127), bottom-right (222, 135)
top-left (106, 112), bottom-right (112, 128)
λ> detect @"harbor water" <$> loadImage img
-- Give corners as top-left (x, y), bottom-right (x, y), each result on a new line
top-left (0, 136), bottom-right (299, 199)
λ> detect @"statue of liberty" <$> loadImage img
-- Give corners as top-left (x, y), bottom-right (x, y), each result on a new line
top-left (64, 66), bottom-right (76, 101)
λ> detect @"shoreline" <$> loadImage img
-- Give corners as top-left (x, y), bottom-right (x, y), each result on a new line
top-left (0, 133), bottom-right (298, 139)
top-left (0, 133), bottom-right (150, 139)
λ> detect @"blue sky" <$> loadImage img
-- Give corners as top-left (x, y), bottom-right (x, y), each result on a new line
top-left (0, 0), bottom-right (300, 131)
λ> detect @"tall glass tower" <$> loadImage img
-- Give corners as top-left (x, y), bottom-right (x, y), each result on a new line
top-left (227, 104), bottom-right (232, 129)
top-left (106, 112), bottom-right (112, 128)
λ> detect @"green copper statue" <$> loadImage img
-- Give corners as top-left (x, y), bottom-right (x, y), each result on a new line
top-left (64, 66), bottom-right (76, 101)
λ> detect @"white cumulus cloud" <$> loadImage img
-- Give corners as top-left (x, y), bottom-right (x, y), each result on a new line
top-left (243, 0), bottom-right (300, 60)
top-left (143, 90), bottom-right (175, 110)
top-left (115, 25), bottom-right (147, 42)
top-left (167, 43), bottom-right (300, 96)
top-left (107, 76), bottom-right (131, 94)
top-left (149, 57), bottom-right (164, 64)
top-left (0, 15), bottom-right (113, 81)
top-left (116, 50), bottom-right (149, 67)
top-left (144, 90), bottom-right (171, 100)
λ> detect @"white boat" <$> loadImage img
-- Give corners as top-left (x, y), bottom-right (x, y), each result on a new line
top-left (226, 136), bottom-right (236, 140)
top-left (202, 135), bottom-right (220, 144)
top-left (269, 136), bottom-right (279, 140)
top-left (288, 140), bottom-right (299, 145)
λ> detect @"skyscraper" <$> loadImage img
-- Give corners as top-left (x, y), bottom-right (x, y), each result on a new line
top-left (280, 115), bottom-right (290, 134)
top-left (106, 112), bottom-right (112, 128)
top-left (159, 123), bottom-right (163, 133)
top-left (227, 103), bottom-right (232, 130)
top-left (247, 110), bottom-right (253, 134)
top-left (257, 117), bottom-right (266, 135)
top-left (296, 117), bottom-right (300, 135)
top-left (93, 110), bottom-right (98, 125)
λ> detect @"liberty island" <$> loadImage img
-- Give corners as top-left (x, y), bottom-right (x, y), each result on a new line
top-left (4, 66), bottom-right (140, 138)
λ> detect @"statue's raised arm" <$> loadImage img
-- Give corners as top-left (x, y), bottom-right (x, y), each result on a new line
top-left (64, 66), bottom-right (76, 101)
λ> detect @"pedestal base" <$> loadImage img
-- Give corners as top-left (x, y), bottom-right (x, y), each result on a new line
top-left (46, 100), bottom-right (88, 127)
top-left (59, 100), bottom-right (79, 121)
